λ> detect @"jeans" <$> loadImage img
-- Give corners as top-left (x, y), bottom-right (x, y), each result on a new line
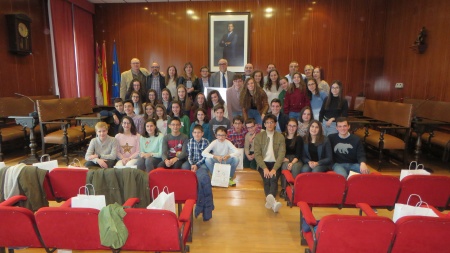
top-left (84, 159), bottom-right (116, 169)
top-left (231, 111), bottom-right (242, 119)
top-left (205, 157), bottom-right (239, 177)
top-left (181, 161), bottom-right (208, 172)
top-left (136, 156), bottom-right (162, 173)
top-left (157, 158), bottom-right (187, 169)
top-left (243, 154), bottom-right (257, 170)
top-left (247, 109), bottom-right (262, 125)
top-left (322, 120), bottom-right (338, 136)
top-left (301, 163), bottom-right (329, 173)
top-left (258, 162), bottom-right (281, 197)
top-left (288, 111), bottom-right (301, 121)
top-left (332, 163), bottom-right (361, 178)
top-left (280, 155), bottom-right (303, 190)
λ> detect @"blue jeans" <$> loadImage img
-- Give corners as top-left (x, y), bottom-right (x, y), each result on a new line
top-left (289, 111), bottom-right (300, 121)
top-left (247, 109), bottom-right (262, 125)
top-left (205, 157), bottom-right (239, 177)
top-left (181, 160), bottom-right (208, 173)
top-left (322, 120), bottom-right (337, 136)
top-left (231, 111), bottom-right (242, 119)
top-left (332, 163), bottom-right (361, 178)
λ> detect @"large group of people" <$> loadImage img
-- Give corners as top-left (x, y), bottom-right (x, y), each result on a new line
top-left (88, 57), bottom-right (366, 215)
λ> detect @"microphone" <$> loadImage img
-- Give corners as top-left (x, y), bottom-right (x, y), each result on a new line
top-left (412, 96), bottom-right (435, 122)
top-left (14, 93), bottom-right (38, 117)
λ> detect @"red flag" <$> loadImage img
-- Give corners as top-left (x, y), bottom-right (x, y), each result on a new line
top-left (95, 42), bottom-right (104, 105)
top-left (101, 41), bottom-right (110, 105)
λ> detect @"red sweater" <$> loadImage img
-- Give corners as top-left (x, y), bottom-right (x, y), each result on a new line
top-left (284, 88), bottom-right (310, 114)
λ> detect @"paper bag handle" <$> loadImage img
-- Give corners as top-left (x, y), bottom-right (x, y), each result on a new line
top-left (162, 186), bottom-right (169, 194)
top-left (409, 161), bottom-right (424, 170)
top-left (151, 186), bottom-right (160, 200)
top-left (78, 184), bottom-right (96, 195)
top-left (70, 158), bottom-right (81, 167)
top-left (40, 154), bottom-right (51, 162)
top-left (406, 194), bottom-right (422, 206)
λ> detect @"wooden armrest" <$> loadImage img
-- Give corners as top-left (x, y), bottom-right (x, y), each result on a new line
top-left (377, 126), bottom-right (409, 130)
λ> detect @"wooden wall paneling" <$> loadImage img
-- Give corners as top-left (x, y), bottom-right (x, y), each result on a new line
top-left (363, 0), bottom-right (387, 101)
top-left (295, 0), bottom-right (313, 67)
top-left (310, 0), bottom-right (332, 74)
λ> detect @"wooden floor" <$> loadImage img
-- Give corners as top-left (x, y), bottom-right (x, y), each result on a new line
top-left (3, 150), bottom-right (450, 253)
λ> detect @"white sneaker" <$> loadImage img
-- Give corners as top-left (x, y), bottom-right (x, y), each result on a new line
top-left (272, 201), bottom-right (282, 213)
top-left (265, 194), bottom-right (275, 209)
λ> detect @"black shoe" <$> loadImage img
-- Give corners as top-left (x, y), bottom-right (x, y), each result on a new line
top-left (279, 189), bottom-right (286, 198)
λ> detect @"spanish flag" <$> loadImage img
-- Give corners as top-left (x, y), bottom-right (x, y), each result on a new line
top-left (101, 41), bottom-right (110, 105)
top-left (95, 42), bottom-right (103, 105)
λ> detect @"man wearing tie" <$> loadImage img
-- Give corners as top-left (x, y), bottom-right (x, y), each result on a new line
top-left (219, 23), bottom-right (238, 65)
top-left (210, 59), bottom-right (236, 88)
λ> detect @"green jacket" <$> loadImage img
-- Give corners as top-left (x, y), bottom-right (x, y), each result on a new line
top-left (254, 131), bottom-right (286, 171)
top-left (86, 168), bottom-right (150, 208)
top-left (98, 203), bottom-right (128, 249)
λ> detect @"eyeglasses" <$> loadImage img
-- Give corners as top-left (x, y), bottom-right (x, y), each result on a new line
top-left (151, 66), bottom-right (160, 69)
top-left (265, 121), bottom-right (275, 125)
top-left (216, 134), bottom-right (227, 137)
top-left (122, 122), bottom-right (131, 125)
top-left (218, 63), bottom-right (227, 66)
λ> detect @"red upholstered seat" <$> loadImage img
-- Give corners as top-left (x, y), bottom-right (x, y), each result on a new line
top-left (121, 199), bottom-right (195, 253)
top-left (0, 196), bottom-right (53, 253)
top-left (344, 173), bottom-right (400, 210)
top-left (391, 216), bottom-right (450, 253)
top-left (283, 171), bottom-right (346, 208)
top-left (298, 201), bottom-right (395, 253)
top-left (397, 175), bottom-right (450, 209)
top-left (47, 168), bottom-right (88, 202)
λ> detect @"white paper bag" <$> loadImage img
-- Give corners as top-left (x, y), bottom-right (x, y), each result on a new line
top-left (211, 163), bottom-right (231, 188)
top-left (33, 154), bottom-right (58, 172)
top-left (67, 158), bottom-right (88, 170)
top-left (400, 161), bottom-right (430, 181)
top-left (236, 148), bottom-right (244, 170)
top-left (347, 171), bottom-right (360, 179)
top-left (0, 162), bottom-right (5, 169)
top-left (147, 186), bottom-right (176, 213)
top-left (393, 194), bottom-right (438, 222)
top-left (113, 165), bottom-right (137, 169)
top-left (71, 184), bottom-right (106, 210)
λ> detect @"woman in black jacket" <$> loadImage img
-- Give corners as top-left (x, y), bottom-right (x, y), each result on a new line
top-left (301, 120), bottom-right (332, 173)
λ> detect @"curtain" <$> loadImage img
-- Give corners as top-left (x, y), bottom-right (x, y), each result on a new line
top-left (49, 0), bottom-right (94, 103)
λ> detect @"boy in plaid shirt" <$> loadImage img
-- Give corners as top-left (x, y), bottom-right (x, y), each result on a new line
top-left (227, 115), bottom-right (247, 148)
top-left (182, 125), bottom-right (210, 172)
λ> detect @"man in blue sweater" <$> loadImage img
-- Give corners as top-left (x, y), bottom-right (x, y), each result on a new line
top-left (328, 117), bottom-right (370, 178)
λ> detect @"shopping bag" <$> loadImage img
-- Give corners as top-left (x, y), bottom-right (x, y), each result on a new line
top-left (147, 186), bottom-right (176, 213)
top-left (211, 163), bottom-right (231, 188)
top-left (347, 171), bottom-right (360, 179)
top-left (67, 158), bottom-right (88, 170)
top-left (399, 161), bottom-right (430, 181)
top-left (393, 194), bottom-right (438, 222)
top-left (32, 154), bottom-right (58, 172)
top-left (72, 184), bottom-right (106, 210)
top-left (236, 148), bottom-right (244, 170)
top-left (0, 162), bottom-right (5, 169)
top-left (114, 165), bottom-right (137, 169)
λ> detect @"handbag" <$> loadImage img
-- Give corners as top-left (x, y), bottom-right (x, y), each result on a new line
top-left (72, 184), bottom-right (106, 210)
top-left (147, 186), bottom-right (176, 213)
top-left (393, 194), bottom-right (438, 222)
top-left (32, 154), bottom-right (58, 172)
top-left (399, 161), bottom-right (430, 181)
top-left (211, 162), bottom-right (231, 188)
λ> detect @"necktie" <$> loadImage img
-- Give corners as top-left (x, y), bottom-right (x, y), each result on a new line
top-left (222, 73), bottom-right (226, 88)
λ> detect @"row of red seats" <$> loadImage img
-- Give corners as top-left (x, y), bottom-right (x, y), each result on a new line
top-left (282, 171), bottom-right (450, 210)
top-left (298, 201), bottom-right (450, 253)
top-left (1, 168), bottom-right (199, 253)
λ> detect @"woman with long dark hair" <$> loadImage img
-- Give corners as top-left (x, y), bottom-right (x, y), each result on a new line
top-left (301, 120), bottom-right (332, 172)
top-left (136, 119), bottom-right (163, 172)
top-left (115, 116), bottom-right (140, 167)
top-left (240, 77), bottom-right (269, 125)
top-left (178, 62), bottom-right (203, 100)
top-left (319, 80), bottom-right (348, 135)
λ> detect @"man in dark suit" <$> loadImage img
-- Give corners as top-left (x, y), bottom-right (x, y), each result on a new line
top-left (219, 23), bottom-right (238, 65)
top-left (210, 59), bottom-right (236, 88)
top-left (146, 62), bottom-right (166, 99)
top-left (266, 98), bottom-right (289, 133)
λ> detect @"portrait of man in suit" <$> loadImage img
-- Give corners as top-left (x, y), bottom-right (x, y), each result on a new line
top-left (219, 23), bottom-right (238, 65)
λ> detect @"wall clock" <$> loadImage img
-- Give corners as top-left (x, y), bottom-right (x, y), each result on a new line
top-left (5, 14), bottom-right (32, 55)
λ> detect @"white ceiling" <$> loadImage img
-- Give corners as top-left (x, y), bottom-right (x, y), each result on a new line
top-left (88, 0), bottom-right (216, 3)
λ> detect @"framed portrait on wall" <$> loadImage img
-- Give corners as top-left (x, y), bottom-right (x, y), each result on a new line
top-left (208, 12), bottom-right (250, 73)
